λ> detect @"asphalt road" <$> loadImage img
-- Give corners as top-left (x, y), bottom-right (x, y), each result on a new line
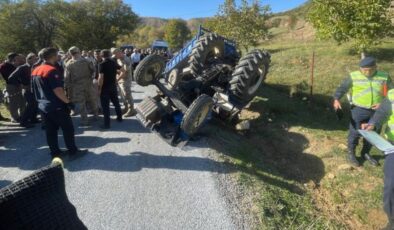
top-left (0, 84), bottom-right (238, 230)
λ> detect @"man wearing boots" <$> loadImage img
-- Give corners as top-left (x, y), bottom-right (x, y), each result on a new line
top-left (333, 57), bottom-right (392, 167)
top-left (111, 48), bottom-right (136, 117)
top-left (65, 46), bottom-right (98, 126)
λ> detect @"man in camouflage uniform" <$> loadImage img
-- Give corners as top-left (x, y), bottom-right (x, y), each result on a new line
top-left (112, 48), bottom-right (136, 117)
top-left (65, 46), bottom-right (98, 125)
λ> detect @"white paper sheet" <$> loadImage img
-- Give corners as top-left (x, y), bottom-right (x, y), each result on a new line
top-left (358, 130), bottom-right (394, 155)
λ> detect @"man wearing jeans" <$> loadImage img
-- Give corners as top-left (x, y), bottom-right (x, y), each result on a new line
top-left (8, 53), bottom-right (39, 128)
top-left (0, 53), bottom-right (24, 123)
top-left (31, 47), bottom-right (86, 159)
top-left (98, 49), bottom-right (124, 129)
top-left (333, 57), bottom-right (392, 167)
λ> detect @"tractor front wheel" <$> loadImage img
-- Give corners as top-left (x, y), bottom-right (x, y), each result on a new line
top-left (181, 94), bottom-right (213, 136)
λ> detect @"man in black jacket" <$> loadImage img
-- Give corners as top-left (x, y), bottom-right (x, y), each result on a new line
top-left (32, 47), bottom-right (87, 159)
top-left (97, 49), bottom-right (124, 129)
top-left (8, 53), bottom-right (39, 127)
top-left (0, 53), bottom-right (25, 122)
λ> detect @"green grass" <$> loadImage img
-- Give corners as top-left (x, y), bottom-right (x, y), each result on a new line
top-left (261, 39), bottom-right (394, 106)
top-left (210, 39), bottom-right (394, 229)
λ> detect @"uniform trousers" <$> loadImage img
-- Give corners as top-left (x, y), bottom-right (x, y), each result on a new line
top-left (348, 106), bottom-right (380, 154)
top-left (42, 108), bottom-right (77, 157)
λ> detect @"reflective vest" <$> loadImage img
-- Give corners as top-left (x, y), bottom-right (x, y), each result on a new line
top-left (386, 90), bottom-right (394, 141)
top-left (351, 71), bottom-right (389, 109)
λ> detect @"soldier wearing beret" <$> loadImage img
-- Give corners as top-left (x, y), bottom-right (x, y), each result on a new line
top-left (333, 57), bottom-right (392, 167)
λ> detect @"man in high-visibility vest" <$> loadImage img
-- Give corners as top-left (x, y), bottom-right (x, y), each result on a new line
top-left (362, 88), bottom-right (394, 229)
top-left (333, 57), bottom-right (392, 167)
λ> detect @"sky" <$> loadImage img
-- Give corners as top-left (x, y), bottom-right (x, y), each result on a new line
top-left (125, 0), bottom-right (308, 20)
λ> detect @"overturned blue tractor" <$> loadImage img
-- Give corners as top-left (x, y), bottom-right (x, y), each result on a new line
top-left (134, 26), bottom-right (271, 146)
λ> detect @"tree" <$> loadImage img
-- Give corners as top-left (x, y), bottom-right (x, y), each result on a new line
top-left (0, 0), bottom-right (139, 55)
top-left (117, 25), bottom-right (165, 48)
top-left (164, 19), bottom-right (191, 50)
top-left (308, 0), bottom-right (394, 57)
top-left (0, 0), bottom-right (65, 54)
top-left (204, 0), bottom-right (271, 51)
top-left (57, 0), bottom-right (139, 50)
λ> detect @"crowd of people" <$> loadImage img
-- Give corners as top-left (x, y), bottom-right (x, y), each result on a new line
top-left (0, 46), bottom-right (169, 159)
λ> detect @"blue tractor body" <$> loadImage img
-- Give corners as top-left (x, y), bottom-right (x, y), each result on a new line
top-left (134, 25), bottom-right (270, 147)
top-left (164, 26), bottom-right (237, 75)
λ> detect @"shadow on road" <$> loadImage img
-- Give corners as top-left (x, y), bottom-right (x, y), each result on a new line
top-left (0, 135), bottom-right (131, 171)
top-left (71, 116), bottom-right (150, 134)
top-left (66, 151), bottom-right (233, 174)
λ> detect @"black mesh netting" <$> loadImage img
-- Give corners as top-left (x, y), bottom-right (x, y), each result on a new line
top-left (0, 164), bottom-right (87, 230)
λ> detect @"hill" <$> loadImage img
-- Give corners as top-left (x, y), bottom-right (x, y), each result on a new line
top-left (140, 17), bottom-right (208, 32)
top-left (267, 1), bottom-right (315, 41)
top-left (274, 0), bottom-right (312, 18)
top-left (139, 2), bottom-right (314, 42)
top-left (140, 17), bottom-right (168, 28)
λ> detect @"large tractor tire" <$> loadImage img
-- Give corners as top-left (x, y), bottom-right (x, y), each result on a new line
top-left (181, 94), bottom-right (213, 136)
top-left (167, 68), bottom-right (181, 89)
top-left (229, 50), bottom-right (270, 105)
top-left (134, 55), bottom-right (166, 86)
top-left (188, 33), bottom-right (225, 77)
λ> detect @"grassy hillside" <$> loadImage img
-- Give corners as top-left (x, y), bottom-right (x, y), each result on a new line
top-left (211, 38), bottom-right (394, 229)
top-left (140, 17), bottom-right (168, 28)
top-left (274, 1), bottom-right (312, 19)
top-left (207, 2), bottom-right (394, 229)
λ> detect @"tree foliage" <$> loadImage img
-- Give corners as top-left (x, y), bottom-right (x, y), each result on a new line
top-left (57, 0), bottom-right (139, 50)
top-left (204, 0), bottom-right (271, 51)
top-left (0, 0), bottom-right (139, 56)
top-left (308, 0), bottom-right (394, 54)
top-left (117, 25), bottom-right (165, 48)
top-left (164, 19), bottom-right (191, 50)
top-left (0, 0), bottom-right (65, 54)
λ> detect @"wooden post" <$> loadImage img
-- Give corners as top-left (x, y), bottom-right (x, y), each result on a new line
top-left (310, 51), bottom-right (315, 100)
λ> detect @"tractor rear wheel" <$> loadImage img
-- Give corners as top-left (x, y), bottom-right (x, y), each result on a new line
top-left (229, 50), bottom-right (270, 105)
top-left (134, 55), bottom-right (166, 86)
top-left (188, 33), bottom-right (225, 77)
